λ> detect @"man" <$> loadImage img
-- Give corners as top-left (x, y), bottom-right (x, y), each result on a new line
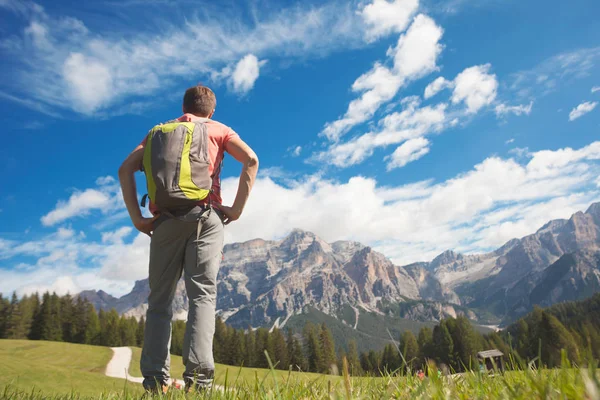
top-left (118, 85), bottom-right (258, 393)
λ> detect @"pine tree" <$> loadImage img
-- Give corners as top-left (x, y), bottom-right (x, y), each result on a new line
top-left (136, 316), bottom-right (145, 347)
top-left (254, 328), bottom-right (271, 368)
top-left (270, 328), bottom-right (289, 370)
top-left (418, 326), bottom-right (434, 366)
top-left (400, 330), bottom-right (419, 372)
top-left (367, 350), bottom-right (381, 375)
top-left (346, 340), bottom-right (362, 376)
top-left (38, 293), bottom-right (63, 341)
top-left (72, 297), bottom-right (88, 344)
top-left (12, 294), bottom-right (38, 340)
top-left (380, 344), bottom-right (399, 374)
top-left (319, 323), bottom-right (337, 374)
top-left (525, 306), bottom-right (544, 361)
top-left (513, 319), bottom-right (530, 357)
top-left (336, 347), bottom-right (346, 376)
top-left (0, 294), bottom-right (10, 338)
top-left (170, 320), bottom-right (185, 355)
top-left (450, 316), bottom-right (480, 371)
top-left (213, 317), bottom-right (229, 364)
top-left (303, 323), bottom-right (323, 373)
top-left (29, 292), bottom-right (47, 340)
top-left (60, 294), bottom-right (75, 342)
top-left (120, 316), bottom-right (138, 347)
top-left (84, 303), bottom-right (100, 344)
top-left (101, 309), bottom-right (121, 346)
top-left (227, 329), bottom-right (245, 366)
top-left (538, 311), bottom-right (579, 367)
top-left (359, 351), bottom-right (372, 374)
top-left (6, 292), bottom-right (25, 339)
top-left (286, 329), bottom-right (306, 372)
top-left (432, 320), bottom-right (454, 368)
top-left (244, 328), bottom-right (256, 367)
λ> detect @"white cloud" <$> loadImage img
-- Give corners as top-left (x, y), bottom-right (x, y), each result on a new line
top-left (385, 137), bottom-right (431, 170)
top-left (41, 189), bottom-right (112, 226)
top-left (222, 140), bottom-right (600, 265)
top-left (316, 61), bottom-right (501, 169)
top-left (41, 178), bottom-right (123, 226)
top-left (63, 53), bottom-right (114, 114)
top-left (101, 226), bottom-right (133, 244)
top-left (510, 47), bottom-right (600, 99)
top-left (495, 101), bottom-right (533, 117)
top-left (391, 14), bottom-right (444, 80)
top-left (230, 54), bottom-right (264, 95)
top-left (592, 86), bottom-right (600, 93)
top-left (0, 225), bottom-right (150, 297)
top-left (291, 146), bottom-right (302, 157)
top-left (316, 100), bottom-right (447, 167)
top-left (424, 76), bottom-right (453, 99)
top-left (0, 1), bottom-right (372, 115)
top-left (321, 64), bottom-right (403, 141)
top-left (451, 64), bottom-right (498, 113)
top-left (3, 141), bottom-right (600, 297)
top-left (505, 138), bottom-right (515, 144)
top-left (360, 0), bottom-right (419, 41)
top-left (569, 101), bottom-right (598, 121)
top-left (509, 147), bottom-right (530, 158)
top-left (321, 14), bottom-right (444, 141)
top-left (96, 176), bottom-right (116, 186)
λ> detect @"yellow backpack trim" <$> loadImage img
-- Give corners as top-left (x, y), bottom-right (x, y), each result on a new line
top-left (179, 124), bottom-right (210, 201)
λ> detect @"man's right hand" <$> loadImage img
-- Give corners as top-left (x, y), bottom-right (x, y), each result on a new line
top-left (133, 214), bottom-right (160, 237)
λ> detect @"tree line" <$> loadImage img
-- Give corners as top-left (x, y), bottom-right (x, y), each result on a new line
top-left (1, 291), bottom-right (600, 375)
top-left (0, 292), bottom-right (144, 347)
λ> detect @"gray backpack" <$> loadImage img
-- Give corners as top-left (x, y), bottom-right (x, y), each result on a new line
top-left (141, 120), bottom-right (214, 211)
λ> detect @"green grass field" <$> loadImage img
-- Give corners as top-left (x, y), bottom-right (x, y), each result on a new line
top-left (128, 347), bottom-right (338, 388)
top-left (1, 339), bottom-right (600, 399)
top-left (0, 340), bottom-right (142, 397)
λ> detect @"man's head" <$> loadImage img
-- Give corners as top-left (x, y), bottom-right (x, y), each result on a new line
top-left (182, 85), bottom-right (216, 118)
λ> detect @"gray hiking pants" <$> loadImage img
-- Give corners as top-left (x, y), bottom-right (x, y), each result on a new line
top-left (140, 208), bottom-right (224, 389)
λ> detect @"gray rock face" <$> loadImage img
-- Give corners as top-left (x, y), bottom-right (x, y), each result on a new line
top-left (79, 202), bottom-right (600, 327)
top-left (427, 202), bottom-right (600, 318)
top-left (80, 230), bottom-right (457, 327)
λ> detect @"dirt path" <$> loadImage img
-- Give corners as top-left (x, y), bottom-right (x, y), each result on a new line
top-left (105, 347), bottom-right (184, 388)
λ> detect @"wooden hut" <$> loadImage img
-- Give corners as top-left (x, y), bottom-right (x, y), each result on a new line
top-left (477, 349), bottom-right (504, 373)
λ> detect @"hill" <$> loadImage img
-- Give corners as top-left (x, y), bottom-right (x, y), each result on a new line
top-left (0, 340), bottom-right (140, 396)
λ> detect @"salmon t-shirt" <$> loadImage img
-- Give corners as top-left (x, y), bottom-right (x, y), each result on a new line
top-left (140, 115), bottom-right (238, 213)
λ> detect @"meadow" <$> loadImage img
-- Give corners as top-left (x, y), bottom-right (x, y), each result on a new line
top-left (1, 339), bottom-right (599, 399)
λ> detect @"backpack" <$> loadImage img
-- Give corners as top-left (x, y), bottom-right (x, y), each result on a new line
top-left (141, 120), bottom-right (213, 211)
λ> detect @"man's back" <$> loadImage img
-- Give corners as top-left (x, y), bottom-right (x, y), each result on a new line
top-left (143, 116), bottom-right (240, 213)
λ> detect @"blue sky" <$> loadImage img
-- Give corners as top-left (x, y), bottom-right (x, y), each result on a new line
top-left (0, 0), bottom-right (599, 297)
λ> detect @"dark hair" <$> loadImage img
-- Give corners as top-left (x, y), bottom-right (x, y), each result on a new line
top-left (182, 85), bottom-right (216, 117)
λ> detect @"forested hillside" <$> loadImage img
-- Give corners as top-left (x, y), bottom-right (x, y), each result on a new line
top-left (2, 291), bottom-right (600, 376)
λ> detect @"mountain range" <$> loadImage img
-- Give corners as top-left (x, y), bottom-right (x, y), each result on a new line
top-left (80, 202), bottom-right (600, 346)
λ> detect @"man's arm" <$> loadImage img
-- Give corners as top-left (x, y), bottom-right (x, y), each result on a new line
top-left (216, 136), bottom-right (259, 224)
top-left (118, 144), bottom-right (158, 236)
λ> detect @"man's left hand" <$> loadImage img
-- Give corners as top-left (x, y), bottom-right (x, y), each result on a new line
top-left (214, 204), bottom-right (241, 225)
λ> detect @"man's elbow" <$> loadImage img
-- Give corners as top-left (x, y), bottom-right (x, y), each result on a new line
top-left (118, 161), bottom-right (134, 179)
top-left (246, 153), bottom-right (259, 169)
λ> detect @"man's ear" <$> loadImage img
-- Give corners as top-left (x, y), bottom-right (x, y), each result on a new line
top-left (208, 110), bottom-right (215, 119)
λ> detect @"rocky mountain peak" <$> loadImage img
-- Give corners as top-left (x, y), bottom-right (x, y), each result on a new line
top-left (429, 250), bottom-right (462, 270)
top-left (536, 219), bottom-right (568, 235)
top-left (586, 202), bottom-right (600, 225)
top-left (78, 202), bottom-right (600, 332)
top-left (279, 229), bottom-right (332, 254)
top-left (586, 202), bottom-right (600, 216)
